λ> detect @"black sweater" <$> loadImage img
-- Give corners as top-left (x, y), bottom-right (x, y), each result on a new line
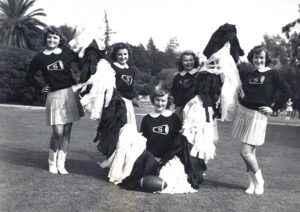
top-left (111, 63), bottom-right (137, 100)
top-left (240, 69), bottom-right (291, 111)
top-left (26, 48), bottom-right (79, 92)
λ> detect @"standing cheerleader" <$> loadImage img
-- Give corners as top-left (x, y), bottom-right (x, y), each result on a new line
top-left (171, 50), bottom-right (200, 121)
top-left (231, 45), bottom-right (291, 194)
top-left (92, 43), bottom-right (139, 180)
top-left (26, 26), bottom-right (84, 175)
top-left (110, 42), bottom-right (138, 128)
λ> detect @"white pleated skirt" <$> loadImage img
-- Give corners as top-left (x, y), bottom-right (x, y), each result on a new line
top-left (122, 97), bottom-right (137, 129)
top-left (46, 87), bottom-right (84, 126)
top-left (230, 104), bottom-right (268, 146)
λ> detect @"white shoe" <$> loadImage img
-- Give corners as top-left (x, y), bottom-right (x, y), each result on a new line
top-left (57, 150), bottom-right (69, 175)
top-left (245, 172), bottom-right (255, 194)
top-left (48, 149), bottom-right (58, 174)
top-left (254, 169), bottom-right (264, 195)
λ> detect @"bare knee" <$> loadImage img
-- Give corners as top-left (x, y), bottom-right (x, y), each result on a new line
top-left (240, 143), bottom-right (254, 159)
top-left (63, 123), bottom-right (73, 136)
top-left (52, 125), bottom-right (64, 139)
top-left (240, 150), bottom-right (252, 160)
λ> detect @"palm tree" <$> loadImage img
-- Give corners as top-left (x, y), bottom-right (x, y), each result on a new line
top-left (0, 0), bottom-right (46, 49)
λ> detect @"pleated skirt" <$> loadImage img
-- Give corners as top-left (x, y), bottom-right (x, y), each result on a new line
top-left (122, 97), bottom-right (137, 129)
top-left (230, 104), bottom-right (268, 146)
top-left (46, 87), bottom-right (84, 125)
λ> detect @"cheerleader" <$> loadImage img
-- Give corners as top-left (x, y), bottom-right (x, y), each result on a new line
top-left (26, 26), bottom-right (85, 175)
top-left (119, 89), bottom-right (199, 193)
top-left (110, 42), bottom-right (138, 128)
top-left (231, 45), bottom-right (291, 194)
top-left (171, 50), bottom-right (200, 121)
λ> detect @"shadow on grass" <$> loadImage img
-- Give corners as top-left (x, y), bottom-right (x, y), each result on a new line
top-left (0, 145), bottom-right (108, 180)
top-left (203, 179), bottom-right (245, 191)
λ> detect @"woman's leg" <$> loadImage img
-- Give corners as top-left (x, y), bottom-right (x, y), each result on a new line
top-left (60, 123), bottom-right (73, 152)
top-left (240, 143), bottom-right (264, 194)
top-left (240, 143), bottom-right (257, 194)
top-left (50, 125), bottom-right (64, 150)
top-left (57, 123), bottom-right (73, 174)
top-left (48, 125), bottom-right (64, 174)
top-left (240, 143), bottom-right (259, 173)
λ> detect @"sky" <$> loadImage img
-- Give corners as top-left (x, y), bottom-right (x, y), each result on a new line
top-left (35, 0), bottom-right (299, 60)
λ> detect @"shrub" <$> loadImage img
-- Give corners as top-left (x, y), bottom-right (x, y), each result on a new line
top-left (0, 45), bottom-right (45, 105)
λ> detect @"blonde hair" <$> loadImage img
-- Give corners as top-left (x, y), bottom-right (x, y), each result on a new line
top-left (150, 89), bottom-right (173, 109)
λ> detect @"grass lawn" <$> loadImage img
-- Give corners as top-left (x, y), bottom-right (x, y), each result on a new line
top-left (0, 104), bottom-right (299, 212)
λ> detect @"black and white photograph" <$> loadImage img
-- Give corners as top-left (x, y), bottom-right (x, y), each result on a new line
top-left (0, 0), bottom-right (299, 211)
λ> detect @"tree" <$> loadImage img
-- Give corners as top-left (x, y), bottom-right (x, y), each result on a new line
top-left (104, 11), bottom-right (116, 48)
top-left (130, 44), bottom-right (151, 74)
top-left (59, 25), bottom-right (76, 44)
top-left (0, 44), bottom-right (45, 105)
top-left (0, 0), bottom-right (46, 50)
top-left (263, 34), bottom-right (290, 67)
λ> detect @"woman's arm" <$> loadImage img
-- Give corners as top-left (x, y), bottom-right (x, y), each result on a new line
top-left (25, 56), bottom-right (43, 92)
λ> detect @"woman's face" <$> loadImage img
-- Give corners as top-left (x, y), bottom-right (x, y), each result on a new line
top-left (153, 94), bottom-right (168, 113)
top-left (253, 51), bottom-right (266, 69)
top-left (46, 33), bottom-right (60, 50)
top-left (182, 55), bottom-right (195, 71)
top-left (116, 48), bottom-right (129, 65)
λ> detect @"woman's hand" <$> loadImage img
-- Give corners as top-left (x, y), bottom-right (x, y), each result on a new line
top-left (41, 84), bottom-right (50, 94)
top-left (258, 106), bottom-right (273, 115)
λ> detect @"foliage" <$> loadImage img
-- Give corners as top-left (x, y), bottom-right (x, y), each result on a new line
top-left (146, 37), bottom-right (179, 76)
top-left (156, 68), bottom-right (177, 91)
top-left (0, 0), bottom-right (46, 50)
top-left (59, 24), bottom-right (76, 43)
top-left (263, 34), bottom-right (290, 67)
top-left (130, 44), bottom-right (151, 74)
top-left (0, 45), bottom-right (45, 105)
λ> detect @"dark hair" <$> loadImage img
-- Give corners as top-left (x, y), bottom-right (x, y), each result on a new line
top-left (110, 42), bottom-right (132, 62)
top-left (176, 50), bottom-right (200, 72)
top-left (247, 45), bottom-right (272, 66)
top-left (150, 88), bottom-right (173, 109)
top-left (43, 26), bottom-right (66, 47)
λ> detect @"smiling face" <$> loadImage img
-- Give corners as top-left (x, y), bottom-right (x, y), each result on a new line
top-left (153, 94), bottom-right (168, 113)
top-left (116, 48), bottom-right (129, 65)
top-left (182, 55), bottom-right (195, 71)
top-left (46, 33), bottom-right (61, 50)
top-left (252, 51), bottom-right (266, 70)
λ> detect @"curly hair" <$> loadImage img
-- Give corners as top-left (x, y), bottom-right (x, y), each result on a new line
top-left (176, 50), bottom-right (200, 72)
top-left (247, 45), bottom-right (272, 66)
top-left (43, 26), bottom-right (66, 47)
top-left (150, 88), bottom-right (173, 109)
top-left (110, 42), bottom-right (132, 62)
